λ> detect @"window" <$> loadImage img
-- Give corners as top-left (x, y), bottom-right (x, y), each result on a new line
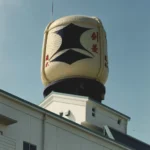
top-left (117, 119), bottom-right (121, 125)
top-left (92, 107), bottom-right (96, 117)
top-left (23, 142), bottom-right (36, 150)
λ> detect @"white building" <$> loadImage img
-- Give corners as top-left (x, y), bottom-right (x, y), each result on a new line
top-left (0, 89), bottom-right (150, 150)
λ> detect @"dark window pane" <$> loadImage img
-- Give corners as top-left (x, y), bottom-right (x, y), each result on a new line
top-left (30, 144), bottom-right (36, 150)
top-left (23, 142), bottom-right (30, 150)
top-left (23, 142), bottom-right (37, 150)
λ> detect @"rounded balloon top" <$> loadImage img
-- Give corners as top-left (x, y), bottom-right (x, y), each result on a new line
top-left (41, 15), bottom-right (108, 100)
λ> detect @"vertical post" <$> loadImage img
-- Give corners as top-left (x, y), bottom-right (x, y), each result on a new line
top-left (52, 0), bottom-right (53, 21)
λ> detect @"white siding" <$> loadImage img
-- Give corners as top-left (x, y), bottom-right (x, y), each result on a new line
top-left (0, 134), bottom-right (16, 150)
top-left (86, 101), bottom-right (128, 133)
top-left (47, 101), bottom-right (85, 123)
top-left (40, 93), bottom-right (87, 123)
top-left (40, 92), bottom-right (129, 134)
top-left (45, 117), bottom-right (129, 150)
top-left (44, 123), bottom-right (57, 150)
top-left (44, 121), bottom-right (124, 150)
top-left (0, 94), bottom-right (130, 150)
top-left (0, 96), bottom-right (43, 150)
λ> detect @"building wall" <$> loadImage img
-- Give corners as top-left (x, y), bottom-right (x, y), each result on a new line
top-left (86, 101), bottom-right (128, 133)
top-left (40, 93), bottom-right (129, 134)
top-left (0, 94), bottom-right (129, 150)
top-left (0, 134), bottom-right (16, 150)
top-left (45, 123), bottom-right (109, 150)
top-left (45, 101), bottom-right (86, 123)
top-left (44, 116), bottom-right (129, 150)
top-left (0, 95), bottom-right (43, 150)
top-left (40, 93), bottom-right (87, 123)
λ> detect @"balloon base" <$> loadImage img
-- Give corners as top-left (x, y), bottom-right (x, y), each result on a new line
top-left (43, 78), bottom-right (105, 102)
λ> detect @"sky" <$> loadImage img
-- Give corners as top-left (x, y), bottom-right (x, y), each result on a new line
top-left (0, 0), bottom-right (150, 144)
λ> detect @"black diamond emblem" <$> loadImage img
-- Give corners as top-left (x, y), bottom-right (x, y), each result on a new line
top-left (50, 23), bottom-right (93, 60)
top-left (51, 49), bottom-right (92, 65)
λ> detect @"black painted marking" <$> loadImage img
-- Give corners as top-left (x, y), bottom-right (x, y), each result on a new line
top-left (51, 49), bottom-right (92, 64)
top-left (50, 23), bottom-right (93, 60)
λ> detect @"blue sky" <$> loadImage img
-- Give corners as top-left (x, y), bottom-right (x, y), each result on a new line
top-left (0, 0), bottom-right (150, 144)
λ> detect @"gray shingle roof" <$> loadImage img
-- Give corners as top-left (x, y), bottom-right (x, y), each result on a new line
top-left (109, 127), bottom-right (150, 150)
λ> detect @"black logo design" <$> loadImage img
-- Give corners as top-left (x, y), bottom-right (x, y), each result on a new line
top-left (50, 23), bottom-right (93, 64)
top-left (51, 49), bottom-right (92, 65)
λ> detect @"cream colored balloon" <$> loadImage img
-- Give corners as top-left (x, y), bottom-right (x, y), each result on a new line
top-left (41, 15), bottom-right (108, 86)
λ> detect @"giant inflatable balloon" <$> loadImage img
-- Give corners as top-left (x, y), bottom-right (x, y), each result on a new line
top-left (41, 15), bottom-right (108, 101)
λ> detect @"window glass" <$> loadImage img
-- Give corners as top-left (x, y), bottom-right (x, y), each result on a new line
top-left (23, 141), bottom-right (36, 150)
